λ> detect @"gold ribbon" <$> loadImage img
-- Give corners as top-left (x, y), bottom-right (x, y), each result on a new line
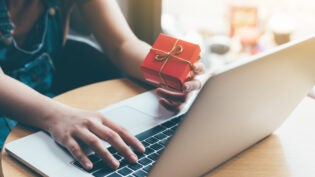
top-left (150, 39), bottom-right (194, 88)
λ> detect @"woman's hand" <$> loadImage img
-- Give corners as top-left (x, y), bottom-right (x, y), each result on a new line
top-left (156, 62), bottom-right (206, 112)
top-left (46, 106), bottom-right (145, 170)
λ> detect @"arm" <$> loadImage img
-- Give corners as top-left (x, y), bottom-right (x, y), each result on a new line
top-left (0, 69), bottom-right (144, 170)
top-left (77, 0), bottom-right (150, 80)
top-left (0, 69), bottom-right (55, 129)
top-left (77, 0), bottom-right (206, 112)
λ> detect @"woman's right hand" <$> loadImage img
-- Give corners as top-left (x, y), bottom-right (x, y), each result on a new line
top-left (0, 71), bottom-right (144, 170)
top-left (46, 106), bottom-right (145, 170)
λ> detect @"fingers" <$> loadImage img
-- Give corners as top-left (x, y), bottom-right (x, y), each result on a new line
top-left (63, 137), bottom-right (93, 170)
top-left (74, 128), bottom-right (120, 169)
top-left (184, 79), bottom-right (202, 92)
top-left (193, 62), bottom-right (206, 75)
top-left (157, 79), bottom-right (200, 112)
top-left (89, 118), bottom-right (141, 164)
top-left (156, 88), bottom-right (187, 103)
top-left (156, 89), bottom-right (187, 112)
top-left (102, 117), bottom-right (145, 153)
top-left (185, 62), bottom-right (204, 92)
top-left (159, 98), bottom-right (181, 113)
top-left (156, 62), bottom-right (204, 112)
top-left (62, 114), bottom-right (145, 170)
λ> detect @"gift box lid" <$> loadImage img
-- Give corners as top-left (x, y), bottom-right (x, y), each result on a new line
top-left (141, 34), bottom-right (201, 75)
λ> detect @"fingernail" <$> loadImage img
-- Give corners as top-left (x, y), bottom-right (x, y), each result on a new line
top-left (141, 145), bottom-right (146, 152)
top-left (130, 154), bottom-right (138, 163)
top-left (194, 67), bottom-right (201, 73)
top-left (194, 64), bottom-right (205, 74)
top-left (85, 162), bottom-right (92, 169)
top-left (140, 143), bottom-right (146, 152)
top-left (113, 159), bottom-right (120, 169)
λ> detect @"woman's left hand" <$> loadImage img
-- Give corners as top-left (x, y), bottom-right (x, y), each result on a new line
top-left (156, 62), bottom-right (206, 112)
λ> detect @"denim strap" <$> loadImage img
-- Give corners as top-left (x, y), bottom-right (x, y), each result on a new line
top-left (0, 0), bottom-right (14, 36)
top-left (76, 0), bottom-right (91, 5)
top-left (41, 0), bottom-right (60, 7)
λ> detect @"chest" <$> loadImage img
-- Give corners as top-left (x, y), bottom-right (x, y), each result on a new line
top-left (7, 0), bottom-right (45, 46)
top-left (0, 0), bottom-right (68, 71)
top-left (5, 0), bottom-right (74, 47)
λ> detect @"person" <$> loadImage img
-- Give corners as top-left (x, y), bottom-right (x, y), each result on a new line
top-left (0, 0), bottom-right (205, 171)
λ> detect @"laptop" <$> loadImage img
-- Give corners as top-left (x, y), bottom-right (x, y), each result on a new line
top-left (5, 35), bottom-right (315, 177)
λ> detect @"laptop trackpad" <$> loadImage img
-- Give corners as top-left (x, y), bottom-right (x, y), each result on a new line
top-left (103, 106), bottom-right (159, 132)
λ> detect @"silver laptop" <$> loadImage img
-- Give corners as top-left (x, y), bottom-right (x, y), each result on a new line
top-left (5, 35), bottom-right (315, 177)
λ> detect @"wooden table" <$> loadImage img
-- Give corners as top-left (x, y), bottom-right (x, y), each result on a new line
top-left (2, 78), bottom-right (315, 177)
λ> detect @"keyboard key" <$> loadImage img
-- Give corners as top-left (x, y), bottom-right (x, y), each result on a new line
top-left (148, 153), bottom-right (159, 161)
top-left (92, 164), bottom-right (115, 177)
top-left (117, 167), bottom-right (133, 176)
top-left (90, 160), bottom-right (110, 173)
top-left (159, 138), bottom-right (168, 145)
top-left (113, 153), bottom-right (123, 161)
top-left (144, 147), bottom-right (154, 155)
top-left (133, 170), bottom-right (147, 177)
top-left (128, 163), bottom-right (143, 171)
top-left (143, 165), bottom-right (153, 173)
top-left (108, 147), bottom-right (117, 154)
top-left (155, 149), bottom-right (163, 155)
top-left (134, 150), bottom-right (145, 159)
top-left (141, 141), bottom-right (150, 147)
top-left (88, 154), bottom-right (101, 163)
top-left (170, 125), bottom-right (179, 131)
top-left (72, 161), bottom-right (84, 170)
top-left (170, 116), bottom-right (183, 123)
top-left (150, 143), bottom-right (164, 151)
top-left (73, 159), bottom-right (108, 174)
top-left (154, 133), bottom-right (167, 140)
top-left (161, 121), bottom-right (176, 128)
top-left (138, 157), bottom-right (153, 166)
top-left (162, 129), bottom-right (173, 136)
top-left (145, 137), bottom-right (159, 144)
top-left (136, 126), bottom-right (166, 141)
top-left (118, 159), bottom-right (128, 168)
top-left (106, 172), bottom-right (122, 177)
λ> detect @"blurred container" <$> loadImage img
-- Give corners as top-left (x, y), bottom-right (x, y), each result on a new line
top-left (207, 35), bottom-right (231, 55)
top-left (269, 13), bottom-right (295, 45)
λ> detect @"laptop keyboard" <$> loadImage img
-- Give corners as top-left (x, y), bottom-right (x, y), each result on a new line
top-left (71, 115), bottom-right (184, 177)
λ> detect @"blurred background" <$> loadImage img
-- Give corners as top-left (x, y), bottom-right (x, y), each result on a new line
top-left (73, 0), bottom-right (315, 69)
top-left (161, 0), bottom-right (315, 68)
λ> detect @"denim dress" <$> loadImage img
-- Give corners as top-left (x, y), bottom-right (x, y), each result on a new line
top-left (0, 0), bottom-right (63, 147)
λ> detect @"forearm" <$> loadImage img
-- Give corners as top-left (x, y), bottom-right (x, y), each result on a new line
top-left (0, 69), bottom-right (145, 170)
top-left (0, 72), bottom-right (68, 131)
top-left (113, 39), bottom-right (150, 80)
top-left (77, 0), bottom-right (151, 80)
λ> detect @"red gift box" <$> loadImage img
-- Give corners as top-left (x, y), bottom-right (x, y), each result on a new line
top-left (141, 33), bottom-right (201, 91)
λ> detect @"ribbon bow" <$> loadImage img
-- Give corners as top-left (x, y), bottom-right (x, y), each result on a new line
top-left (154, 40), bottom-right (183, 61)
top-left (150, 39), bottom-right (194, 88)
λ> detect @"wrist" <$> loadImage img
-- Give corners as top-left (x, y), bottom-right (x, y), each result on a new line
top-left (39, 100), bottom-right (73, 133)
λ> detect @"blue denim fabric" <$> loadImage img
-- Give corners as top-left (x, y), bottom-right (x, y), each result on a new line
top-left (11, 53), bottom-right (55, 93)
top-left (0, 0), bottom-right (63, 148)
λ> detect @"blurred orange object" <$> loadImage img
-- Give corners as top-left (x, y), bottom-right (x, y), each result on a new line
top-left (239, 27), bottom-right (261, 55)
top-left (141, 34), bottom-right (201, 91)
top-left (230, 5), bottom-right (258, 37)
top-left (239, 27), bottom-right (261, 46)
